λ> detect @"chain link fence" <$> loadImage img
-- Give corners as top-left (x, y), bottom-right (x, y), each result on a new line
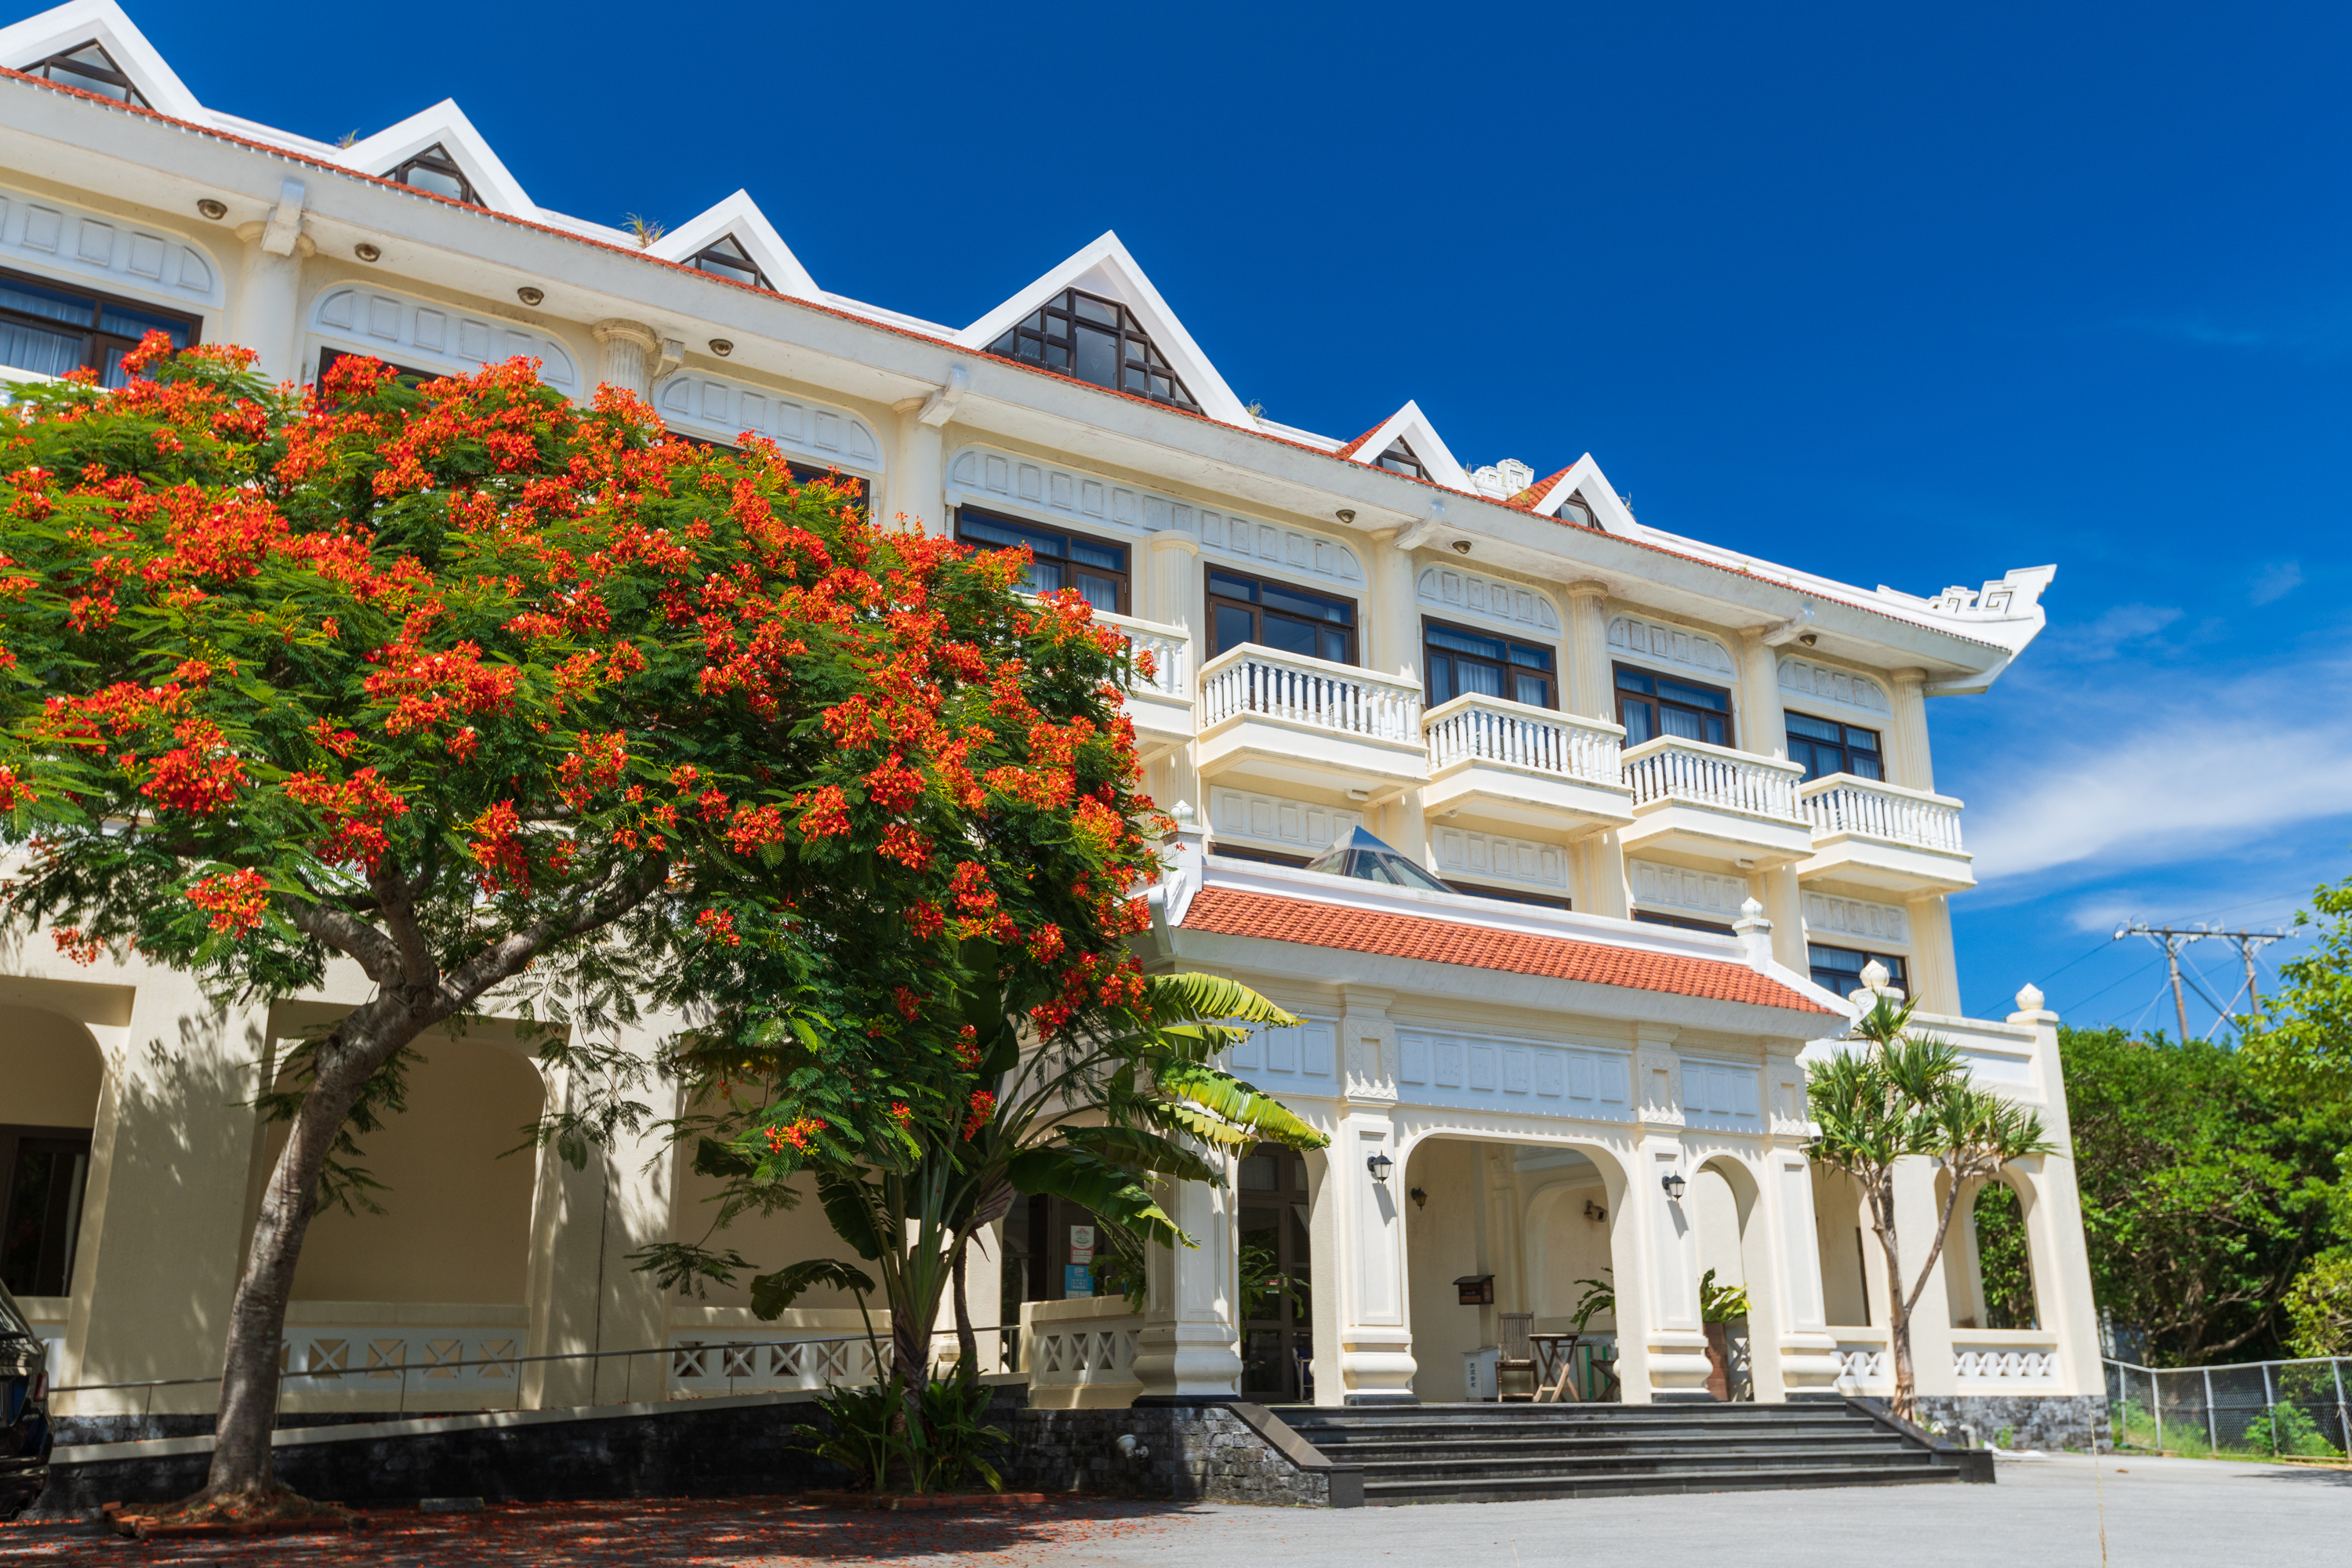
top-left (2105, 1357), bottom-right (2350, 1461)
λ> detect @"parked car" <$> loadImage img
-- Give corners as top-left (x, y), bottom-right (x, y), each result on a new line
top-left (0, 1284), bottom-right (50, 1520)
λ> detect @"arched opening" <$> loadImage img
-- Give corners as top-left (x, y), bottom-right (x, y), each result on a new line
top-left (0, 1005), bottom-right (106, 1305)
top-left (1400, 1134), bottom-right (1629, 1403)
top-left (1693, 1155), bottom-right (1770, 1400)
top-left (1810, 1163), bottom-right (1874, 1328)
top-left (1945, 1171), bottom-right (2040, 1331)
top-left (263, 1033), bottom-right (543, 1306)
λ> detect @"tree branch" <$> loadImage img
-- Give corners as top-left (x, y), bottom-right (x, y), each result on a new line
top-left (281, 899), bottom-right (403, 985)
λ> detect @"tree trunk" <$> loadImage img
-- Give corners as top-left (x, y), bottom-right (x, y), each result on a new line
top-left (1868, 1175), bottom-right (1918, 1423)
top-left (951, 1236), bottom-right (978, 1374)
top-left (197, 1018), bottom-right (416, 1509)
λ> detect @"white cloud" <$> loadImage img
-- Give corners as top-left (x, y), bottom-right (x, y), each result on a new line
top-left (2249, 560), bottom-right (2304, 605)
top-left (2042, 602), bottom-right (2182, 662)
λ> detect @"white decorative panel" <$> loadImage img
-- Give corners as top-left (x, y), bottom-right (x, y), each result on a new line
top-left (655, 373), bottom-right (882, 470)
top-left (1778, 656), bottom-right (1890, 717)
top-left (1679, 1058), bottom-right (1763, 1131)
top-left (1606, 614), bottom-right (1736, 677)
top-left (1395, 1028), bottom-right (1630, 1118)
top-left (1629, 860), bottom-right (1749, 921)
top-left (1803, 891), bottom-right (1911, 947)
top-left (0, 186), bottom-right (223, 307)
top-left (1209, 787), bottom-right (1359, 856)
top-left (1432, 826), bottom-right (1568, 891)
top-left (1225, 1018), bottom-right (1337, 1084)
top-left (1416, 566), bottom-right (1561, 635)
top-left (946, 445), bottom-right (1363, 585)
top-left (310, 287), bottom-right (576, 387)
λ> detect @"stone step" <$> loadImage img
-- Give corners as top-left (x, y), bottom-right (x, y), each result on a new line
top-left (1341, 1444), bottom-right (1943, 1480)
top-left (1361, 1462), bottom-right (1968, 1504)
top-left (1297, 1434), bottom-right (1920, 1464)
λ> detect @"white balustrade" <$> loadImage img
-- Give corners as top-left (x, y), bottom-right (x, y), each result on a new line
top-left (1424, 696), bottom-right (1624, 784)
top-left (1622, 737), bottom-right (1805, 822)
top-left (1198, 644), bottom-right (1422, 746)
top-left (1022, 1297), bottom-right (1144, 1403)
top-left (1953, 1338), bottom-right (2061, 1386)
top-left (279, 1321), bottom-right (525, 1397)
top-left (1097, 609), bottom-right (1190, 700)
top-left (1830, 1330), bottom-right (1892, 1389)
top-left (667, 1332), bottom-right (888, 1397)
top-left (1801, 775), bottom-right (1967, 854)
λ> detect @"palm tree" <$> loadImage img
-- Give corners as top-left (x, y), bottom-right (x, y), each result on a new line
top-left (1807, 993), bottom-right (2053, 1421)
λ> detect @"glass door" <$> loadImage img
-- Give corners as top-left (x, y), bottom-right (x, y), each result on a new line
top-left (1237, 1143), bottom-right (1313, 1402)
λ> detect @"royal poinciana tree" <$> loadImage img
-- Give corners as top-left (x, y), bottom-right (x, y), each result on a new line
top-left (0, 339), bottom-right (1174, 1515)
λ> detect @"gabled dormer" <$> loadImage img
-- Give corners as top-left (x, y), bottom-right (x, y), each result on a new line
top-left (1334, 401), bottom-right (1471, 492)
top-left (647, 191), bottom-right (818, 300)
top-left (1517, 454), bottom-right (1639, 536)
top-left (0, 0), bottom-right (205, 120)
top-left (959, 232), bottom-right (1249, 425)
top-left (334, 101), bottom-right (533, 215)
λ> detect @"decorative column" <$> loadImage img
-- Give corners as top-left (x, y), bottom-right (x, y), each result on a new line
top-left (1132, 1148), bottom-right (1244, 1403)
top-left (1565, 581), bottom-right (1630, 918)
top-left (590, 319), bottom-right (664, 402)
top-left (1329, 989), bottom-right (1415, 1402)
top-left (1363, 535), bottom-right (1428, 858)
top-left (1759, 865), bottom-right (1809, 974)
top-left (889, 410), bottom-right (948, 536)
top-left (229, 180), bottom-right (310, 384)
top-left (1148, 530), bottom-right (1203, 811)
top-left (1737, 629), bottom-right (1788, 760)
top-left (2008, 984), bottom-right (2105, 1399)
top-left (1631, 1025), bottom-right (1711, 1400)
top-left (1759, 1046), bottom-right (1843, 1399)
top-left (1904, 891), bottom-right (1962, 1014)
top-left (1888, 668), bottom-right (1935, 793)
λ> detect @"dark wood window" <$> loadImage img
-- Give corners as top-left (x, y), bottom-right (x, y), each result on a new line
top-left (1615, 664), bottom-right (1730, 747)
top-left (1785, 711), bottom-right (1883, 782)
top-left (24, 41), bottom-right (146, 107)
top-left (688, 234), bottom-right (768, 289)
top-left (986, 288), bottom-right (1198, 411)
top-left (1208, 842), bottom-right (1312, 869)
top-left (0, 1125), bottom-right (91, 1298)
top-left (1634, 909), bottom-right (1734, 936)
top-left (956, 509), bottom-right (1127, 614)
top-left (1375, 437), bottom-right (1426, 479)
top-left (0, 267), bottom-right (198, 387)
top-left (1446, 880), bottom-right (1572, 911)
top-left (1425, 619), bottom-right (1555, 709)
top-left (1207, 568), bottom-right (1356, 664)
top-left (387, 143), bottom-right (479, 205)
top-left (1809, 944), bottom-right (1907, 1001)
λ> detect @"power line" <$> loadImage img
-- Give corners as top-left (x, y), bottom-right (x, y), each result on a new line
top-left (2112, 923), bottom-right (2289, 1044)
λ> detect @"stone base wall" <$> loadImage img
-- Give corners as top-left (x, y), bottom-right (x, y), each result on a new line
top-left (1004, 1405), bottom-right (1332, 1506)
top-left (1914, 1393), bottom-right (2109, 1452)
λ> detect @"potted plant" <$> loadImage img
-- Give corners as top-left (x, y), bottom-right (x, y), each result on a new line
top-left (1698, 1269), bottom-right (1752, 1400)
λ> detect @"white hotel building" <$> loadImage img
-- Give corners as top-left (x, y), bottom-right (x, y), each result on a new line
top-left (0, 1), bottom-right (2100, 1433)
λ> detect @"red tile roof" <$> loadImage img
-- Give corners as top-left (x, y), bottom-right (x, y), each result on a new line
top-left (1333, 421), bottom-right (1390, 460)
top-left (1506, 465), bottom-right (1578, 512)
top-left (1178, 887), bottom-right (1835, 1013)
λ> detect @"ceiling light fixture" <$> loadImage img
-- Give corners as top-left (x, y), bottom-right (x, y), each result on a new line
top-left (1335, 509), bottom-right (1356, 524)
top-left (708, 338), bottom-right (734, 357)
top-left (196, 198), bottom-right (227, 220)
top-left (516, 286), bottom-right (544, 307)
top-left (353, 242), bottom-right (381, 263)
top-left (1450, 539), bottom-right (1472, 554)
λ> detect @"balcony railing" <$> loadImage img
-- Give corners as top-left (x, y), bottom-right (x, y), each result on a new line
top-left (1097, 609), bottom-right (1189, 699)
top-left (1801, 774), bottom-right (1966, 854)
top-left (1425, 696), bottom-right (1624, 785)
top-left (1622, 737), bottom-right (1805, 822)
top-left (1198, 644), bottom-right (1422, 746)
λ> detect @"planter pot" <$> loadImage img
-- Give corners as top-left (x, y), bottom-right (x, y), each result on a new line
top-left (1702, 1323), bottom-right (1730, 1400)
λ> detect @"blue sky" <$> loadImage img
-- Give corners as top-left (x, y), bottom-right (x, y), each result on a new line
top-left (101, 0), bottom-right (2352, 1035)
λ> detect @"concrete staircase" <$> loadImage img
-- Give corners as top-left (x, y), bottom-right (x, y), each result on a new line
top-left (1279, 1400), bottom-right (1988, 1504)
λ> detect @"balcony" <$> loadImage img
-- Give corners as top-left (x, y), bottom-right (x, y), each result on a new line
top-left (1798, 774), bottom-right (1976, 893)
top-left (1196, 644), bottom-right (1428, 798)
top-left (1618, 737), bottom-right (1815, 864)
top-left (1421, 696), bottom-right (1634, 837)
top-left (1100, 610), bottom-right (1193, 763)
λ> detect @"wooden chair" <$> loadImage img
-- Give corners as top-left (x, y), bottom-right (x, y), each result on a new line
top-left (1497, 1312), bottom-right (1537, 1401)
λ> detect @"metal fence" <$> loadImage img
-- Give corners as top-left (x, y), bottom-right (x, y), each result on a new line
top-left (2105, 1356), bottom-right (2350, 1460)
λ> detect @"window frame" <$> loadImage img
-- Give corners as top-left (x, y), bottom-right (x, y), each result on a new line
top-left (1613, 662), bottom-right (1733, 749)
top-left (1375, 437), bottom-right (1427, 479)
top-left (387, 143), bottom-right (481, 206)
top-left (1633, 909), bottom-right (1735, 936)
top-left (954, 506), bottom-right (1131, 615)
top-left (1783, 710), bottom-right (1885, 783)
top-left (687, 234), bottom-right (770, 291)
top-left (985, 288), bottom-right (1199, 412)
top-left (1807, 943), bottom-right (1909, 1001)
top-left (0, 265), bottom-right (201, 387)
top-left (1204, 564), bottom-right (1359, 667)
top-left (1422, 617), bottom-right (1558, 711)
top-left (24, 41), bottom-right (147, 107)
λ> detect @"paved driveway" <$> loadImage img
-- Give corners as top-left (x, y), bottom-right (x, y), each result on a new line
top-left (0, 1456), bottom-right (2343, 1566)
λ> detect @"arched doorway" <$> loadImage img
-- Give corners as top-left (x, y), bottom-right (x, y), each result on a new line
top-left (1945, 1171), bottom-right (2040, 1332)
top-left (0, 1005), bottom-right (106, 1303)
top-left (1692, 1154), bottom-right (1772, 1399)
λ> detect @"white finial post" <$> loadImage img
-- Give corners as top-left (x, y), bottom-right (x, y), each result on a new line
top-left (1731, 897), bottom-right (1773, 974)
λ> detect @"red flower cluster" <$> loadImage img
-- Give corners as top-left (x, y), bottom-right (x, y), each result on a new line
top-left (186, 867), bottom-right (270, 935)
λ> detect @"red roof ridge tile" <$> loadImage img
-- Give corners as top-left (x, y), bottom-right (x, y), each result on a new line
top-left (1333, 422), bottom-right (1388, 460)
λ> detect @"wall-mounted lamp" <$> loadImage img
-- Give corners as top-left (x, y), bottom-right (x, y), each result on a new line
top-left (1410, 1186), bottom-right (1429, 1210)
top-left (196, 198), bottom-right (227, 220)
top-left (708, 338), bottom-right (734, 357)
top-left (1661, 1171), bottom-right (1688, 1202)
top-left (353, 242), bottom-right (382, 263)
top-left (1450, 539), bottom-right (1472, 554)
top-left (1584, 1198), bottom-right (1606, 1223)
top-left (516, 286), bottom-right (545, 307)
top-left (1367, 1151), bottom-right (1394, 1185)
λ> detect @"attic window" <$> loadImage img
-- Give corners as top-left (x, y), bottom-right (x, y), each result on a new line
top-left (24, 41), bottom-right (147, 107)
top-left (387, 143), bottom-right (478, 205)
top-left (1376, 439), bottom-right (1427, 480)
top-left (688, 234), bottom-right (768, 290)
top-left (988, 288), bottom-right (1197, 411)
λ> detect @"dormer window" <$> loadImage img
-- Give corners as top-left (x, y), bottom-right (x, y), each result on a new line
top-left (386, 143), bottom-right (478, 205)
top-left (1376, 439), bottom-right (1427, 480)
top-left (988, 289), bottom-right (1197, 411)
top-left (24, 42), bottom-right (146, 107)
top-left (688, 234), bottom-right (768, 290)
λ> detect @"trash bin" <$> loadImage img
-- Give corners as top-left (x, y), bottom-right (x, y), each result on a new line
top-left (1463, 1346), bottom-right (1501, 1402)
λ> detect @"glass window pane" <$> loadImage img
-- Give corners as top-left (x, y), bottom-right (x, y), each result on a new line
top-left (1622, 701), bottom-right (1656, 744)
top-left (1123, 365), bottom-right (1149, 392)
top-left (1428, 659), bottom-right (1454, 705)
top-left (1073, 325), bottom-right (1120, 387)
top-left (1703, 715), bottom-right (1727, 746)
top-left (1025, 310), bottom-right (1046, 331)
top-left (1318, 626), bottom-right (1352, 664)
top-left (1074, 572), bottom-right (1121, 613)
top-left (1515, 673), bottom-right (1552, 707)
top-left (989, 327), bottom-right (1021, 356)
top-left (1151, 375), bottom-right (1172, 399)
top-left (1045, 342), bottom-right (1068, 368)
top-left (1427, 624), bottom-right (1506, 659)
top-left (401, 164), bottom-right (470, 201)
top-left (0, 319), bottom-right (84, 378)
top-left (1849, 752), bottom-right (1882, 781)
top-left (1508, 642), bottom-right (1552, 670)
top-left (1847, 726), bottom-right (1881, 753)
top-left (1073, 293), bottom-right (1120, 327)
top-left (1616, 668), bottom-right (1655, 695)
top-left (1657, 677), bottom-right (1727, 710)
top-left (1068, 538), bottom-right (1125, 571)
top-left (1, 277), bottom-right (96, 326)
top-left (99, 305), bottom-right (188, 344)
top-left (1208, 571), bottom-right (1259, 602)
top-left (1261, 583), bottom-right (1351, 623)
top-left (1785, 713), bottom-right (1842, 742)
top-left (1213, 604), bottom-right (1257, 656)
top-left (1025, 560), bottom-right (1065, 596)
top-left (1018, 337), bottom-right (1043, 361)
top-left (1458, 661), bottom-right (1504, 698)
top-left (1662, 706), bottom-right (1704, 742)
top-left (1262, 614), bottom-right (1318, 658)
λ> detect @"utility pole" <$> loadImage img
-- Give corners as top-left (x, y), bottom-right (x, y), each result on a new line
top-left (2113, 923), bottom-right (2288, 1041)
